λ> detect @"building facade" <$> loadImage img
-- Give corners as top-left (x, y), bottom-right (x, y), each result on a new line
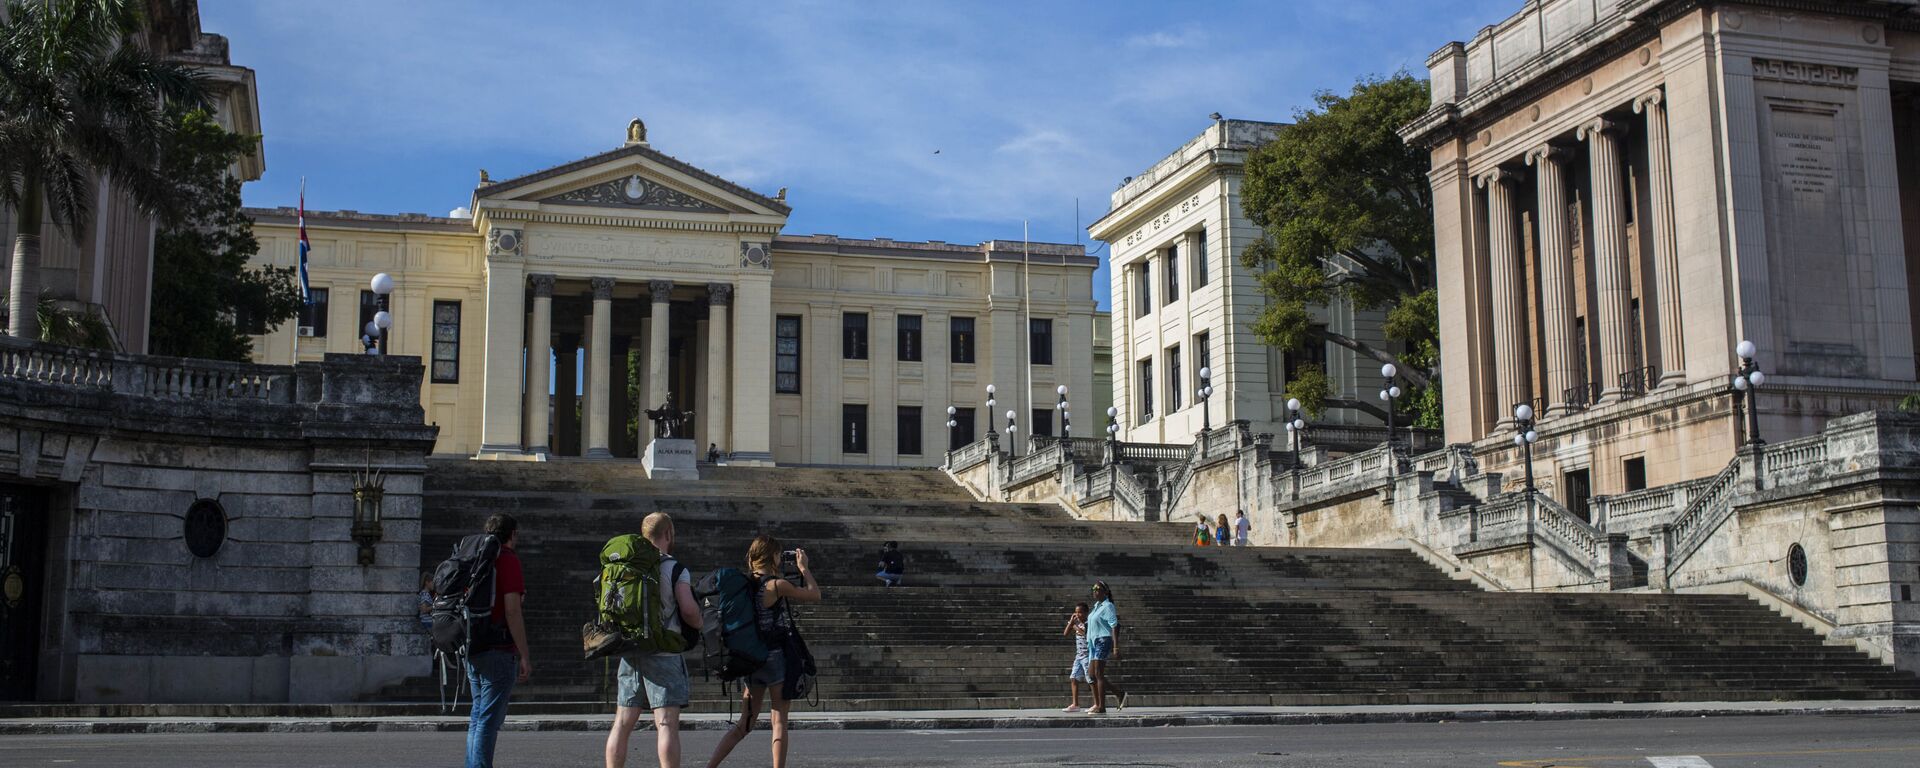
top-left (1089, 119), bottom-right (1389, 444)
top-left (1401, 0), bottom-right (1920, 507)
top-left (246, 122), bottom-right (1101, 464)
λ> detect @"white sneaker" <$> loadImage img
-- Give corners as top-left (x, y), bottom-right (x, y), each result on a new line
top-left (1061, 705), bottom-right (1082, 713)
top-left (1086, 708), bottom-right (1105, 715)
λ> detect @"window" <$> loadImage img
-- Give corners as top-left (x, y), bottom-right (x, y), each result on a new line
top-left (1031, 408), bottom-right (1054, 437)
top-left (298, 288), bottom-right (329, 337)
top-left (1138, 358), bottom-right (1155, 421)
top-left (842, 404), bottom-right (868, 454)
top-left (776, 315), bottom-right (802, 394)
top-left (1164, 243), bottom-right (1179, 304)
top-left (897, 406), bottom-right (922, 455)
top-left (950, 317), bottom-right (976, 364)
top-left (897, 315), bottom-right (922, 362)
top-left (1029, 318), bottom-right (1053, 365)
top-left (431, 301), bottom-right (461, 383)
top-left (1623, 457), bottom-right (1647, 493)
top-left (1167, 344), bottom-right (1183, 411)
top-left (1284, 324), bottom-right (1329, 385)
top-left (1193, 228), bottom-right (1208, 287)
top-left (842, 312), bottom-right (868, 360)
top-left (1134, 262), bottom-right (1152, 317)
top-left (1195, 331), bottom-right (1211, 381)
top-left (950, 407), bottom-right (977, 451)
top-left (359, 290), bottom-right (381, 340)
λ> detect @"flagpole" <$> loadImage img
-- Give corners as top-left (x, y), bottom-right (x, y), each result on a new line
top-left (1023, 220), bottom-right (1032, 444)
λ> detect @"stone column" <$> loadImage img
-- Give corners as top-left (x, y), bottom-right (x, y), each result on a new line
top-left (1478, 167), bottom-right (1528, 426)
top-left (730, 274), bottom-right (775, 463)
top-left (525, 274), bottom-right (555, 456)
top-left (611, 336), bottom-right (632, 457)
top-left (1527, 145), bottom-right (1577, 413)
top-left (586, 277), bottom-right (616, 459)
top-left (707, 283), bottom-right (733, 454)
top-left (647, 280), bottom-right (673, 414)
top-left (555, 333), bottom-right (579, 456)
top-left (476, 261), bottom-right (527, 455)
top-left (1580, 117), bottom-right (1633, 402)
top-left (1635, 90), bottom-right (1685, 387)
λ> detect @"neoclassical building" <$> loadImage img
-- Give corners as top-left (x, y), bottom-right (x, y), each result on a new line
top-left (1089, 118), bottom-right (1390, 443)
top-left (247, 122), bottom-right (1101, 464)
top-left (1401, 0), bottom-right (1920, 506)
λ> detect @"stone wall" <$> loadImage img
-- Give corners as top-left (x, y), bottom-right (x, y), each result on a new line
top-left (0, 338), bottom-right (437, 702)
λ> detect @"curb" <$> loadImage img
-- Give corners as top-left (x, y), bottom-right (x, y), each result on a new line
top-left (6, 704), bottom-right (1919, 736)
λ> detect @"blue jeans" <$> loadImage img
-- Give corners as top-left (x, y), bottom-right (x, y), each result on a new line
top-left (877, 570), bottom-right (903, 587)
top-left (464, 650), bottom-right (518, 768)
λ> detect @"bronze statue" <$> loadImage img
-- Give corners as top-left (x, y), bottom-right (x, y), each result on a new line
top-left (643, 392), bottom-right (694, 439)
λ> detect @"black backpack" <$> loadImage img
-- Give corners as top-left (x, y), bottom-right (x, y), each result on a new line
top-left (694, 568), bottom-right (771, 681)
top-left (429, 534), bottom-right (508, 658)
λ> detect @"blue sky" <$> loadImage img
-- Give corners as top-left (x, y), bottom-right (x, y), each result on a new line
top-left (204, 0), bottom-right (1516, 309)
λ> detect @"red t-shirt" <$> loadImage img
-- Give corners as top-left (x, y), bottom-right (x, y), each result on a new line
top-left (489, 547), bottom-right (525, 654)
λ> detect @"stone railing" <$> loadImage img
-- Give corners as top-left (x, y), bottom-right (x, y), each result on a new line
top-left (1534, 493), bottom-right (1600, 563)
top-left (0, 336), bottom-right (299, 402)
top-left (1596, 483), bottom-right (1686, 534)
top-left (1111, 465), bottom-right (1153, 522)
top-left (945, 438), bottom-right (994, 471)
top-left (1411, 444), bottom-right (1479, 484)
top-left (1074, 465), bottom-right (1115, 502)
top-left (1005, 442), bottom-right (1066, 487)
top-left (1470, 492), bottom-right (1527, 541)
top-left (1307, 423), bottom-right (1445, 455)
top-left (1288, 443), bottom-right (1396, 502)
top-left (1118, 442), bottom-right (1189, 463)
top-left (1031, 435), bottom-right (1107, 465)
top-left (1665, 457), bottom-right (1744, 573)
top-left (1761, 433), bottom-right (1829, 485)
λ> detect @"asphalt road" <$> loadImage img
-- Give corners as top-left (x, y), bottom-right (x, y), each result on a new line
top-left (2, 714), bottom-right (1917, 767)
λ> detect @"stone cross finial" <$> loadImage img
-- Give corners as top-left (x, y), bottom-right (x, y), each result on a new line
top-left (627, 118), bottom-right (648, 146)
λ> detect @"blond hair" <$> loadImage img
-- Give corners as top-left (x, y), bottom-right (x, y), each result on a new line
top-left (747, 534), bottom-right (781, 577)
top-left (642, 512), bottom-right (674, 543)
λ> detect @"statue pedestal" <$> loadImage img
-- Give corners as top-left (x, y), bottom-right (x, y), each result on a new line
top-left (643, 438), bottom-right (700, 480)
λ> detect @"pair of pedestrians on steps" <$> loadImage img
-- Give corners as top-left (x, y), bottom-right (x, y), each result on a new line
top-left (1062, 580), bottom-right (1129, 714)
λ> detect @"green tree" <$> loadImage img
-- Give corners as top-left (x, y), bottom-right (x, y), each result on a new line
top-left (1241, 73), bottom-right (1440, 425)
top-left (147, 109), bottom-right (301, 360)
top-left (0, 0), bottom-right (208, 341)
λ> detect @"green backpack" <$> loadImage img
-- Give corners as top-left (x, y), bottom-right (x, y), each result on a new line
top-left (588, 534), bottom-right (689, 656)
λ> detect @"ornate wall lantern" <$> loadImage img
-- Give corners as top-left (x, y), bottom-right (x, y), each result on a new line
top-left (351, 466), bottom-right (386, 566)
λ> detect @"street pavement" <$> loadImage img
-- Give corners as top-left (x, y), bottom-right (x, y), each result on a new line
top-left (2, 713), bottom-right (1917, 767)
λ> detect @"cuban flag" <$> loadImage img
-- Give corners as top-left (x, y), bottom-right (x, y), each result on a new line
top-left (297, 180), bottom-right (312, 304)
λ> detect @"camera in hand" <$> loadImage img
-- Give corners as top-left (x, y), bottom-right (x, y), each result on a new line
top-left (779, 549), bottom-right (802, 583)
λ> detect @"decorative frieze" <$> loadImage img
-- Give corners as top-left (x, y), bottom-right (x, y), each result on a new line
top-left (487, 227), bottom-right (523, 259)
top-left (740, 241), bottom-right (771, 269)
top-left (1751, 58), bottom-right (1857, 89)
top-left (544, 173), bottom-right (726, 212)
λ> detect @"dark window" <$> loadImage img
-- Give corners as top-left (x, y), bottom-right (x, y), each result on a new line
top-left (950, 317), bottom-right (976, 364)
top-left (776, 315), bottom-right (802, 394)
top-left (1284, 324), bottom-right (1329, 385)
top-left (1167, 344), bottom-right (1183, 411)
top-left (359, 290), bottom-right (381, 340)
top-left (1032, 408), bottom-right (1054, 437)
top-left (1138, 358), bottom-right (1155, 421)
top-left (897, 315), bottom-right (922, 362)
top-left (842, 312), bottom-right (869, 360)
top-left (843, 404), bottom-right (868, 454)
top-left (897, 406), bottom-right (922, 455)
top-left (1029, 318), bottom-right (1053, 365)
top-left (431, 301), bottom-right (461, 383)
top-left (1623, 457), bottom-right (1647, 492)
top-left (1193, 228), bottom-right (1208, 287)
top-left (1195, 331), bottom-right (1211, 379)
top-left (1564, 469), bottom-right (1592, 523)
top-left (949, 407), bottom-right (976, 451)
top-left (1164, 243), bottom-right (1179, 303)
top-left (298, 288), bottom-right (329, 337)
top-left (1134, 262), bottom-right (1151, 317)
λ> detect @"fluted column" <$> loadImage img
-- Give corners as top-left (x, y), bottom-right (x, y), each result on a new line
top-left (1581, 117), bottom-right (1633, 402)
top-left (586, 277), bottom-right (616, 458)
top-left (706, 283), bottom-right (732, 455)
top-left (1526, 145), bottom-right (1577, 414)
top-left (647, 279), bottom-right (673, 413)
top-left (1478, 167), bottom-right (1529, 425)
top-left (525, 274), bottom-right (555, 455)
top-left (1636, 90), bottom-right (1685, 387)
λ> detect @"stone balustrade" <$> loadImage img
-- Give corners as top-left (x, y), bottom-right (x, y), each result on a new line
top-left (945, 437), bottom-right (993, 471)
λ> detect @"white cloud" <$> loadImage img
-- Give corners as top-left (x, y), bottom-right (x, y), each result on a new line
top-left (1124, 25), bottom-right (1206, 49)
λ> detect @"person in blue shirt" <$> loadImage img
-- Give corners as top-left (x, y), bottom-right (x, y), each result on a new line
top-left (1084, 581), bottom-right (1129, 714)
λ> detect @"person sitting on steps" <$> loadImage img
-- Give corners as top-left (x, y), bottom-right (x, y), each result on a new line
top-left (876, 540), bottom-right (904, 587)
top-left (705, 535), bottom-right (823, 768)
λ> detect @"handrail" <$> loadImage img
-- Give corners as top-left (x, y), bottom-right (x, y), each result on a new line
top-left (1111, 466), bottom-right (1151, 521)
top-left (1665, 458), bottom-right (1743, 573)
top-left (945, 438), bottom-right (993, 471)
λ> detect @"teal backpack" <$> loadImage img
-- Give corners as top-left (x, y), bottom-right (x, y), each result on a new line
top-left (583, 534), bottom-right (689, 659)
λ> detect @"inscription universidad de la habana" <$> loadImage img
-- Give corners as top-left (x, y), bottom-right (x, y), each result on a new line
top-left (1775, 130), bottom-right (1837, 197)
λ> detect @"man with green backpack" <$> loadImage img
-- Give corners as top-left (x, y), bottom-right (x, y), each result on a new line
top-left (599, 512), bottom-right (702, 768)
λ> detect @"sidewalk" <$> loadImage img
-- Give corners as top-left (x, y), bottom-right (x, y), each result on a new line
top-left (6, 700), bottom-right (1919, 736)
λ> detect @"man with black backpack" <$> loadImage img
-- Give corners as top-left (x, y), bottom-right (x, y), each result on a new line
top-left (604, 512), bottom-right (702, 768)
top-left (466, 513), bottom-right (530, 768)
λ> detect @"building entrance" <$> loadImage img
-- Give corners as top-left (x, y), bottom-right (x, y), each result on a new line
top-left (0, 485), bottom-right (47, 700)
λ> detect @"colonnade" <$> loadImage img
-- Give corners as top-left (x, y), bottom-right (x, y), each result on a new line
top-left (1475, 89), bottom-right (1687, 426)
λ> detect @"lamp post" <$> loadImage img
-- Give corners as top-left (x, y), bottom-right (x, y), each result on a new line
top-left (1196, 366), bottom-right (1214, 433)
top-left (1006, 409), bottom-right (1019, 457)
top-left (985, 384), bottom-right (999, 452)
top-left (946, 405), bottom-right (958, 451)
top-left (1378, 362), bottom-right (1402, 447)
top-left (1105, 405), bottom-right (1120, 464)
top-left (1731, 339), bottom-right (1766, 446)
top-left (361, 320), bottom-right (379, 355)
top-left (1512, 402), bottom-right (1539, 592)
top-left (1057, 385), bottom-right (1070, 440)
top-left (1284, 397), bottom-right (1307, 460)
top-left (370, 272), bottom-right (394, 355)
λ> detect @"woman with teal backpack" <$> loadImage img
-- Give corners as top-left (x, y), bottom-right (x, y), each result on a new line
top-left (705, 534), bottom-right (822, 768)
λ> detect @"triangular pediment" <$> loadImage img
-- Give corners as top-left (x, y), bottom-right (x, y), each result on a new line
top-left (475, 143), bottom-right (791, 218)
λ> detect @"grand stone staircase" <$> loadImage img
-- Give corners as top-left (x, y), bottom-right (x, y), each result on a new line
top-left (376, 459), bottom-right (1920, 711)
